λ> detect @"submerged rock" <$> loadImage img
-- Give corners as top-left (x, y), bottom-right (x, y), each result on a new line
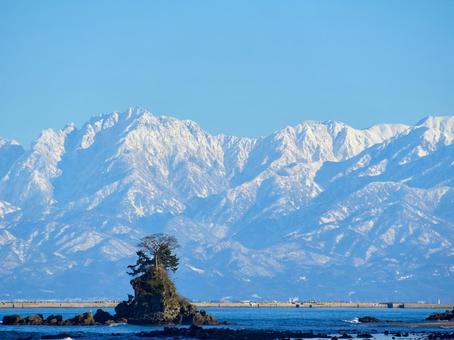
top-left (339, 334), bottom-right (353, 338)
top-left (358, 316), bottom-right (381, 323)
top-left (358, 316), bottom-right (399, 323)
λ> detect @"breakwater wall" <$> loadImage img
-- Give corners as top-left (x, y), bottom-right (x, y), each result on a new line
top-left (1, 301), bottom-right (452, 309)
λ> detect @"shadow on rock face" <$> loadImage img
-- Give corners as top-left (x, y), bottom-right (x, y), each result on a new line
top-left (115, 266), bottom-right (219, 325)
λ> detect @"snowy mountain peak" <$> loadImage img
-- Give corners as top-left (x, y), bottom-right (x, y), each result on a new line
top-left (415, 115), bottom-right (454, 147)
top-left (417, 115), bottom-right (454, 128)
top-left (0, 137), bottom-right (21, 148)
top-left (266, 119), bottom-right (408, 165)
top-left (126, 105), bottom-right (148, 117)
top-left (0, 138), bottom-right (24, 182)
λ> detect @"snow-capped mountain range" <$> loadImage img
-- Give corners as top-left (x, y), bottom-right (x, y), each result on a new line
top-left (1, 108), bottom-right (453, 302)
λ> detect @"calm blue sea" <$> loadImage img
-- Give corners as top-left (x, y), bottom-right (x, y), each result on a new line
top-left (0, 307), bottom-right (451, 337)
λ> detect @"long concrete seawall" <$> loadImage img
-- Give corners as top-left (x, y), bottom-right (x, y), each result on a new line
top-left (0, 301), bottom-right (452, 309)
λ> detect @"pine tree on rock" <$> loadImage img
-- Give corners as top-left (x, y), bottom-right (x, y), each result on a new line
top-left (115, 233), bottom-right (218, 325)
top-left (127, 234), bottom-right (179, 276)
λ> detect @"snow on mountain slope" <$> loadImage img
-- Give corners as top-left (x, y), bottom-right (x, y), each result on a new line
top-left (0, 127), bottom-right (74, 211)
top-left (0, 109), bottom-right (452, 301)
top-left (316, 115), bottom-right (454, 191)
top-left (0, 138), bottom-right (24, 180)
top-left (0, 200), bottom-right (19, 218)
top-left (197, 120), bottom-right (409, 228)
top-left (303, 182), bottom-right (453, 262)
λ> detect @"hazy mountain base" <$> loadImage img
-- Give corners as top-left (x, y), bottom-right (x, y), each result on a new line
top-left (1, 260), bottom-right (450, 302)
top-left (0, 109), bottom-right (453, 301)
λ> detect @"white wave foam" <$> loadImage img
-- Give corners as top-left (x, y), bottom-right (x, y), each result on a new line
top-left (342, 317), bottom-right (360, 324)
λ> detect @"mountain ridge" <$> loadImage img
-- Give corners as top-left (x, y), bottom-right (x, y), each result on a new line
top-left (0, 108), bottom-right (453, 302)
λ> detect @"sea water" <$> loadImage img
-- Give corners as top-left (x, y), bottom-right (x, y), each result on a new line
top-left (0, 307), bottom-right (451, 337)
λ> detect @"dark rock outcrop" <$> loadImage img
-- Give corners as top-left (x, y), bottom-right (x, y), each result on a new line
top-left (2, 314), bottom-right (45, 325)
top-left (114, 295), bottom-right (134, 320)
top-left (2, 315), bottom-right (22, 325)
top-left (1, 310), bottom-right (127, 326)
top-left (115, 266), bottom-right (219, 325)
top-left (358, 316), bottom-right (399, 323)
top-left (426, 309), bottom-right (454, 321)
top-left (23, 314), bottom-right (44, 325)
top-left (358, 316), bottom-right (381, 323)
top-left (66, 312), bottom-right (95, 325)
top-left (93, 309), bottom-right (114, 324)
top-left (190, 309), bottom-right (219, 325)
top-left (134, 326), bottom-right (332, 339)
top-left (41, 334), bottom-right (81, 339)
top-left (45, 314), bottom-right (63, 325)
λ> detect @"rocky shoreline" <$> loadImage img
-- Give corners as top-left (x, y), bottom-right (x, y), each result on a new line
top-left (2, 308), bottom-right (221, 327)
top-left (0, 326), bottom-right (453, 340)
top-left (2, 310), bottom-right (125, 326)
top-left (4, 310), bottom-right (454, 328)
top-left (2, 312), bottom-right (454, 339)
top-left (426, 309), bottom-right (454, 321)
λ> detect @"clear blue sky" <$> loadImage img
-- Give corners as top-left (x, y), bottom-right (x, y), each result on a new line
top-left (1, 0), bottom-right (453, 146)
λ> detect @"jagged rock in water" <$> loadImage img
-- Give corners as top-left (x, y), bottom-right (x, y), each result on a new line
top-left (93, 309), bottom-right (114, 324)
top-left (190, 309), bottom-right (219, 325)
top-left (2, 315), bottom-right (22, 325)
top-left (115, 266), bottom-right (218, 325)
top-left (65, 312), bottom-right (95, 325)
top-left (426, 309), bottom-right (454, 321)
top-left (45, 315), bottom-right (63, 325)
top-left (114, 295), bottom-right (134, 321)
top-left (23, 314), bottom-right (44, 325)
top-left (3, 314), bottom-right (45, 325)
top-left (1, 312), bottom-right (121, 326)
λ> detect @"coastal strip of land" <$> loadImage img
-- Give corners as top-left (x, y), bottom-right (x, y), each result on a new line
top-left (196, 302), bottom-right (454, 309)
top-left (1, 301), bottom-right (452, 309)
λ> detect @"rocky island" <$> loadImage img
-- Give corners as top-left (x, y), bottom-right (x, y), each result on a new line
top-left (2, 234), bottom-right (219, 326)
